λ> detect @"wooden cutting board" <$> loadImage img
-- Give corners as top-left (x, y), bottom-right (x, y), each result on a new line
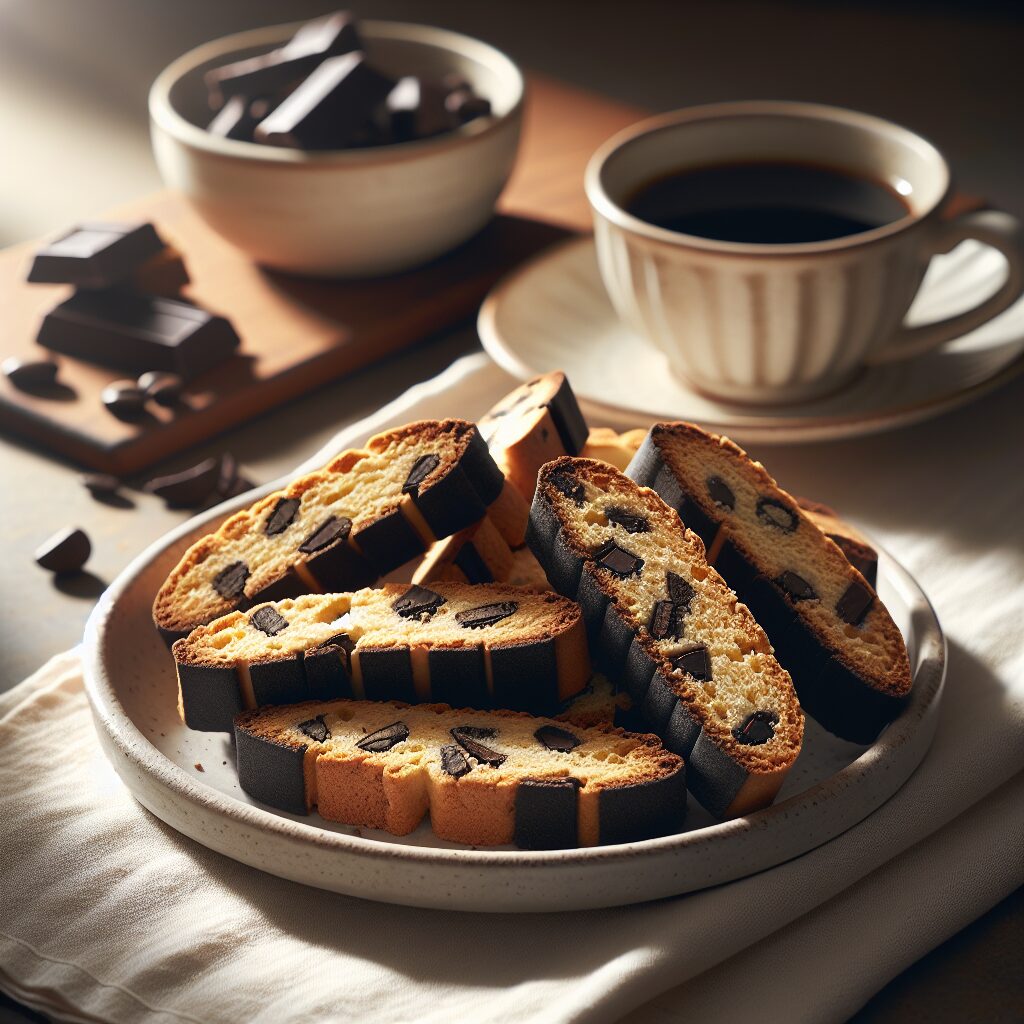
top-left (0, 76), bottom-right (645, 474)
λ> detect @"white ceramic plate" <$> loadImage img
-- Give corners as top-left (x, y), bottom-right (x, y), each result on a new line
top-left (83, 355), bottom-right (946, 913)
top-left (478, 235), bottom-right (1024, 443)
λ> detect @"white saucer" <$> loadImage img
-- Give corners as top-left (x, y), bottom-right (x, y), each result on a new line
top-left (478, 235), bottom-right (1024, 443)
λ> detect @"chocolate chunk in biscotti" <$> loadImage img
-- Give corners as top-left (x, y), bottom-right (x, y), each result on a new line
top-left (152, 419), bottom-right (508, 641)
top-left (35, 527), bottom-right (91, 574)
top-left (528, 457), bottom-right (804, 819)
top-left (234, 698), bottom-right (686, 848)
top-left (796, 497), bottom-right (879, 587)
top-left (171, 583), bottom-right (591, 731)
top-left (625, 422), bottom-right (910, 744)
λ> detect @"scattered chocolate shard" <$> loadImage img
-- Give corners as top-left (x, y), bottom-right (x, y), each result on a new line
top-left (212, 561), bottom-right (249, 601)
top-left (549, 469), bottom-right (585, 505)
top-left (34, 527), bottom-right (91, 573)
top-left (27, 222), bottom-right (165, 288)
top-left (137, 370), bottom-right (183, 407)
top-left (455, 601), bottom-right (518, 629)
top-left (402, 453), bottom-right (440, 495)
top-left (733, 710), bottom-right (778, 746)
top-left (450, 728), bottom-right (506, 767)
top-left (757, 497), bottom-right (798, 532)
top-left (145, 457), bottom-right (220, 507)
top-left (672, 642), bottom-right (712, 682)
top-left (392, 585), bottom-right (446, 619)
top-left (298, 714), bottom-right (331, 743)
top-left (594, 540), bottom-right (644, 578)
top-left (3, 356), bottom-right (59, 391)
top-left (299, 516), bottom-right (351, 554)
top-left (356, 721), bottom-right (409, 753)
top-left (440, 743), bottom-right (472, 778)
top-left (265, 497), bottom-right (301, 536)
top-left (777, 570), bottom-right (816, 601)
top-left (250, 606), bottom-right (288, 636)
top-left (534, 725), bottom-right (580, 752)
top-left (604, 506), bottom-right (650, 534)
top-left (836, 579), bottom-right (874, 625)
top-left (706, 476), bottom-right (736, 510)
top-left (666, 571), bottom-right (696, 611)
top-left (649, 600), bottom-right (679, 641)
top-left (101, 381), bottom-right (148, 420)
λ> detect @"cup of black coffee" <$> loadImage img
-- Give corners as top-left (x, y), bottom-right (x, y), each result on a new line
top-left (585, 101), bottom-right (1024, 403)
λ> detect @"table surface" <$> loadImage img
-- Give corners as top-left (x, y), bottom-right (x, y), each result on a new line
top-left (1, 2), bottom-right (1022, 1022)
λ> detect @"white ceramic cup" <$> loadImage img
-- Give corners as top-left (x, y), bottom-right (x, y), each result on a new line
top-left (585, 101), bottom-right (1024, 404)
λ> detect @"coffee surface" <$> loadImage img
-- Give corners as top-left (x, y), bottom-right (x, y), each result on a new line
top-left (625, 161), bottom-right (909, 244)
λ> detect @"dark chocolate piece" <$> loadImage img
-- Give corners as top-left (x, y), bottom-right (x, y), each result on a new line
top-left (265, 497), bottom-right (301, 536)
top-left (392, 585), bottom-right (446, 619)
top-left (28, 222), bottom-right (165, 288)
top-left (207, 96), bottom-right (275, 142)
top-left (402, 453), bottom-right (440, 495)
top-left (299, 516), bottom-right (351, 553)
top-left (455, 601), bottom-right (517, 629)
top-left (666, 571), bottom-right (696, 611)
top-left (235, 726), bottom-right (307, 814)
top-left (38, 289), bottom-right (240, 380)
top-left (101, 381), bottom-right (147, 420)
top-left (672, 642), bottom-right (712, 682)
top-left (440, 743), bottom-right (472, 778)
top-left (733, 710), bottom-right (779, 745)
top-left (604, 506), bottom-right (650, 534)
top-left (757, 497), bottom-right (798, 533)
top-left (311, 632), bottom-right (355, 666)
top-left (250, 606), bottom-right (288, 636)
top-left (145, 457), bottom-right (220, 507)
top-left (836, 579), bottom-right (874, 625)
top-left (594, 540), bottom-right (644, 578)
top-left (298, 714), bottom-right (331, 743)
top-left (776, 570), bottom-right (816, 601)
top-left (302, 640), bottom-right (354, 701)
top-left (81, 473), bottom-right (121, 498)
top-left (452, 725), bottom-right (496, 740)
top-left (445, 88), bottom-right (492, 124)
top-left (387, 77), bottom-right (453, 140)
top-left (649, 600), bottom-right (679, 641)
top-left (207, 12), bottom-right (361, 107)
top-left (706, 476), bottom-right (735, 511)
top-left (3, 356), bottom-right (59, 390)
top-left (212, 561), bottom-right (249, 601)
top-left (548, 469), bottom-right (585, 506)
top-left (356, 721), bottom-right (410, 753)
top-left (34, 527), bottom-right (90, 573)
top-left (534, 725), bottom-right (580, 752)
top-left (514, 778), bottom-right (579, 849)
top-left (450, 728), bottom-right (506, 767)
top-left (254, 53), bottom-right (394, 150)
top-left (137, 370), bottom-right (183, 407)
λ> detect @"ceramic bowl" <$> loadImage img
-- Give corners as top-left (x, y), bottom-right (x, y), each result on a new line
top-left (149, 20), bottom-right (524, 277)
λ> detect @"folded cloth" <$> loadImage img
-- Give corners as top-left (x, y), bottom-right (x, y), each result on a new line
top-left (2, 356), bottom-right (1023, 1024)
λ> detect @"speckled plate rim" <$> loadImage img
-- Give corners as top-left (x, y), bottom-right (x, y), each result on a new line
top-left (477, 235), bottom-right (1024, 444)
top-left (82, 354), bottom-right (947, 912)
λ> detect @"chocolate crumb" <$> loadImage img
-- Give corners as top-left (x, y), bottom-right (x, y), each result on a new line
top-left (594, 540), bottom-right (644, 578)
top-left (265, 497), bottom-right (301, 536)
top-left (212, 561), bottom-right (249, 600)
top-left (250, 606), bottom-right (288, 636)
top-left (402, 453), bottom-right (440, 494)
top-left (194, 763), bottom-right (204, 772)
top-left (706, 476), bottom-right (736, 510)
top-left (299, 515), bottom-right (351, 553)
top-left (441, 743), bottom-right (472, 778)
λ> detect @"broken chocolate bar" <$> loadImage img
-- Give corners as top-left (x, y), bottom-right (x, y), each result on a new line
top-left (207, 95), bottom-right (276, 142)
top-left (28, 223), bottom-right (166, 289)
top-left (386, 76), bottom-right (453, 140)
top-left (254, 53), bottom-right (394, 150)
top-left (37, 290), bottom-right (239, 380)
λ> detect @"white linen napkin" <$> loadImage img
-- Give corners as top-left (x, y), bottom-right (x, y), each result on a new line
top-left (2, 354), bottom-right (1022, 1024)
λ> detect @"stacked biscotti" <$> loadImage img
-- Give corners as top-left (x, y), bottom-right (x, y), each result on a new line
top-left (625, 423), bottom-right (910, 742)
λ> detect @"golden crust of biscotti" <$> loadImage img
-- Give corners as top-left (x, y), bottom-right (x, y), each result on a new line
top-left (641, 423), bottom-right (909, 699)
top-left (153, 419), bottom-right (503, 639)
top-left (235, 698), bottom-right (686, 848)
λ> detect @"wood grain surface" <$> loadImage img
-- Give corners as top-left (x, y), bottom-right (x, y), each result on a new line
top-left (0, 76), bottom-right (643, 474)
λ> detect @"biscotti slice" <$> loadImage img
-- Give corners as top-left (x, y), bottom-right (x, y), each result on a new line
top-left (235, 699), bottom-right (685, 848)
top-left (153, 419), bottom-right (508, 643)
top-left (795, 498), bottom-right (879, 588)
top-left (626, 423), bottom-right (910, 742)
top-left (173, 583), bottom-right (591, 731)
top-left (415, 373), bottom-right (587, 588)
top-left (528, 458), bottom-right (803, 818)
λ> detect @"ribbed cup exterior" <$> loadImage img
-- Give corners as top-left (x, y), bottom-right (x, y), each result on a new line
top-left (594, 215), bottom-right (930, 403)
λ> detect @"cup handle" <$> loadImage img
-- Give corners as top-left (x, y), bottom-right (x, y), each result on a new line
top-left (865, 208), bottom-right (1024, 365)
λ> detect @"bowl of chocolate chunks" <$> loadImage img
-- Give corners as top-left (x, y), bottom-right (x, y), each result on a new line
top-left (149, 11), bottom-right (524, 277)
